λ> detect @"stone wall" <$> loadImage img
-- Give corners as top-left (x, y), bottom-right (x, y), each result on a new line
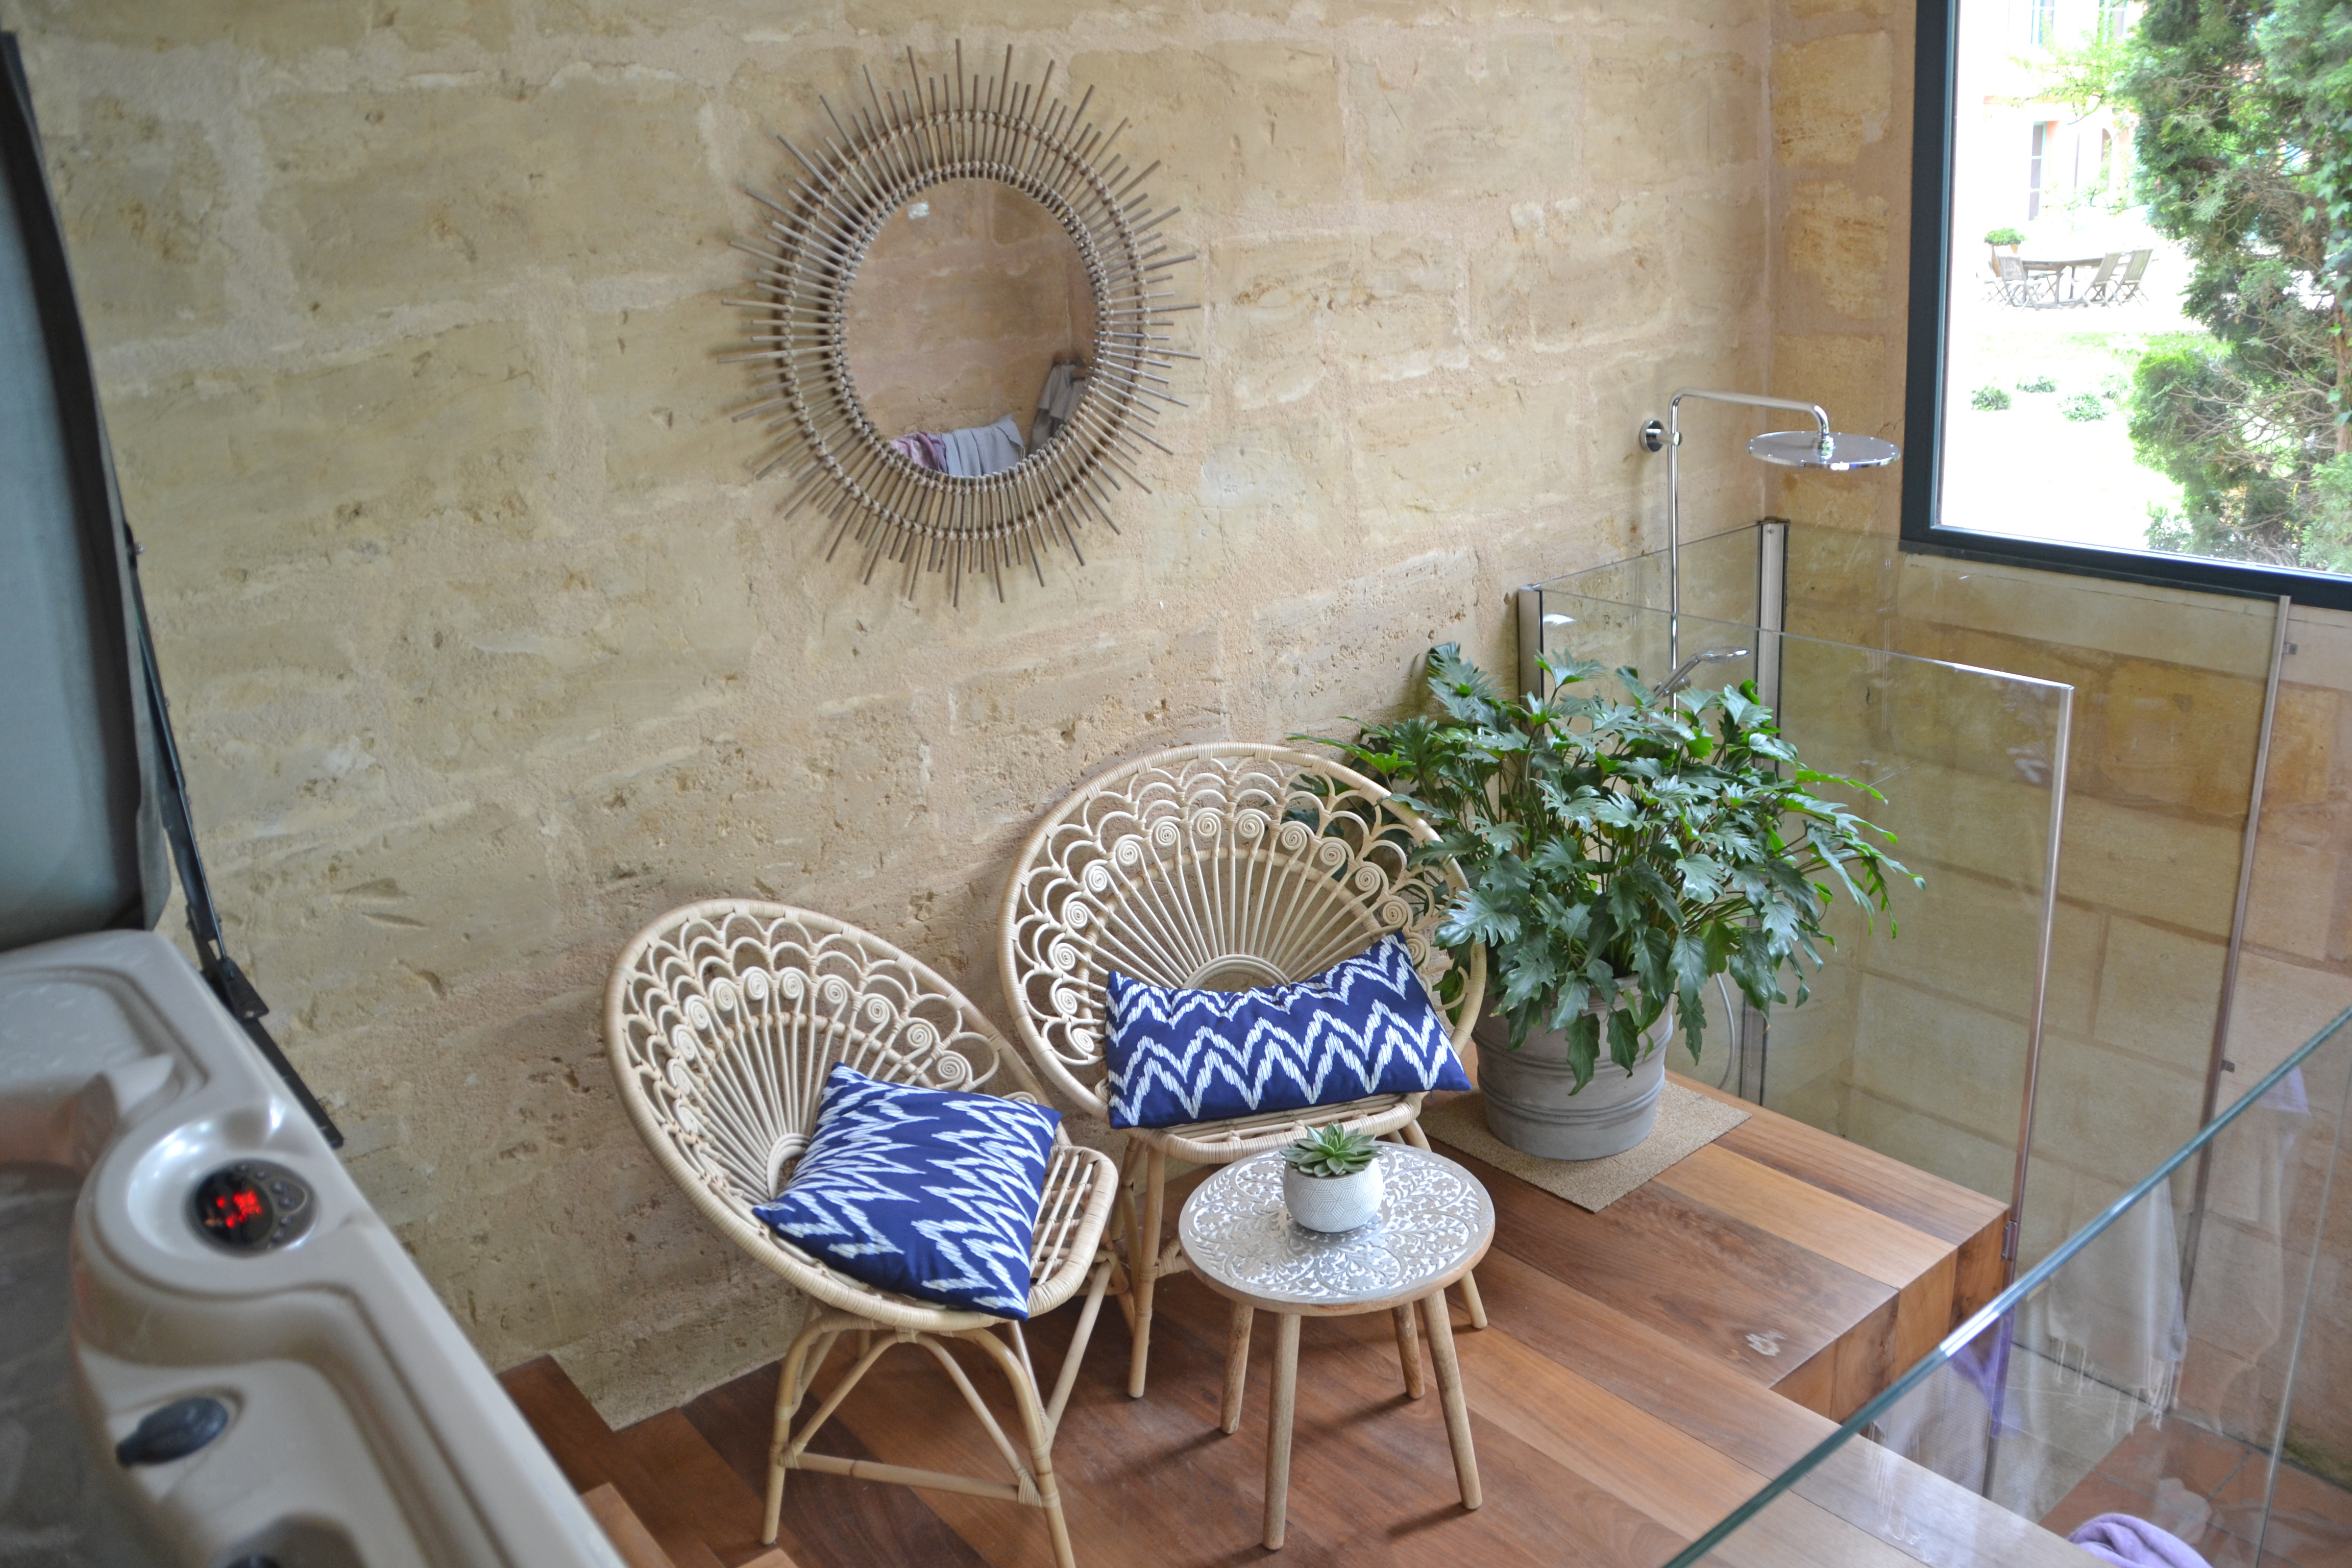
top-left (1, 1), bottom-right (1776, 1420)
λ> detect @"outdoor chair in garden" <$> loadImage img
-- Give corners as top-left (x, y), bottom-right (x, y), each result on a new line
top-left (2110, 248), bottom-right (2153, 304)
top-left (996, 743), bottom-right (1489, 1399)
top-left (2077, 251), bottom-right (2123, 304)
top-left (1995, 254), bottom-right (2055, 308)
top-left (605, 901), bottom-right (1119, 1568)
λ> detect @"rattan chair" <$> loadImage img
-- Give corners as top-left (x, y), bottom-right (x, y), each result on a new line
top-left (997, 743), bottom-right (1488, 1399)
top-left (605, 901), bottom-right (1119, 1568)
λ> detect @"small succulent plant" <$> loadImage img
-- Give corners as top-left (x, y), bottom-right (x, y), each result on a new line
top-left (1282, 1125), bottom-right (1380, 1179)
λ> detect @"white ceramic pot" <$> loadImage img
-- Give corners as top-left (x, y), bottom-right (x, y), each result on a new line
top-left (1473, 997), bottom-right (1676, 1161)
top-left (1281, 1153), bottom-right (1386, 1233)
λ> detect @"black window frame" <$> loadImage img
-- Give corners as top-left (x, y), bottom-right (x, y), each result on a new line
top-left (1900, 0), bottom-right (2352, 610)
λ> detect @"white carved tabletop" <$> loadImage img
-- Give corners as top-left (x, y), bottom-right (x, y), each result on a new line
top-left (1178, 1145), bottom-right (1494, 1316)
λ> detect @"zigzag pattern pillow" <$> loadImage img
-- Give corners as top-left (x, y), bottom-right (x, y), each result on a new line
top-left (751, 1064), bottom-right (1058, 1318)
top-left (1105, 934), bottom-right (1471, 1130)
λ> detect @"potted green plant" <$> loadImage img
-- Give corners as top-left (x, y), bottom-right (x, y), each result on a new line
top-left (1315, 645), bottom-right (1914, 1160)
top-left (1280, 1125), bottom-right (1385, 1232)
top-left (1984, 225), bottom-right (2026, 271)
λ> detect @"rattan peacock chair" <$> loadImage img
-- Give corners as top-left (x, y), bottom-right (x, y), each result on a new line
top-left (606, 900), bottom-right (1119, 1568)
top-left (997, 743), bottom-right (1488, 1399)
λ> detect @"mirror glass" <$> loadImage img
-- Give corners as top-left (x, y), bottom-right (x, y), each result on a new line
top-left (844, 179), bottom-right (1096, 477)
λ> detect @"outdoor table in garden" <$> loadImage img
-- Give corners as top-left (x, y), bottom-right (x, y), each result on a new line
top-left (2020, 255), bottom-right (2105, 301)
top-left (1176, 1143), bottom-right (1494, 1550)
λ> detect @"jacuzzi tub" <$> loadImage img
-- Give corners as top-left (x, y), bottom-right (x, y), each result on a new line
top-left (0, 929), bottom-right (621, 1568)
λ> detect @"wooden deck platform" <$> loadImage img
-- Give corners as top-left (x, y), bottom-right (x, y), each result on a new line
top-left (506, 1077), bottom-right (2046, 1568)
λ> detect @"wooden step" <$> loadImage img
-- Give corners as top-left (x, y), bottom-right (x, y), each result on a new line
top-left (620, 1408), bottom-right (797, 1568)
top-left (499, 1356), bottom-right (793, 1568)
top-left (678, 1358), bottom-right (994, 1568)
top-left (581, 1483), bottom-right (678, 1568)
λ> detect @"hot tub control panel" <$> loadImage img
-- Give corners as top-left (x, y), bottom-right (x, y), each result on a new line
top-left (190, 1161), bottom-right (314, 1253)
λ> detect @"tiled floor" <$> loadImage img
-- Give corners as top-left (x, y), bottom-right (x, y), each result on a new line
top-left (2042, 1418), bottom-right (2352, 1567)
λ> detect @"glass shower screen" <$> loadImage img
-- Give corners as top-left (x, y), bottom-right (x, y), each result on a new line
top-left (1513, 571), bottom-right (2074, 1255)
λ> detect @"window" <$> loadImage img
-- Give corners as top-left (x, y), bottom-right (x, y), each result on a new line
top-left (2025, 0), bottom-right (2055, 48)
top-left (2025, 121), bottom-right (2047, 219)
top-left (1904, 0), bottom-right (2352, 608)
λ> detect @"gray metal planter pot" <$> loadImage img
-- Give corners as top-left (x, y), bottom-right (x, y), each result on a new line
top-left (1472, 1001), bottom-right (1676, 1161)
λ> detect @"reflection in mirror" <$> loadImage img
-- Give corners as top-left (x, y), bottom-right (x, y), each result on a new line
top-left (844, 178), bottom-right (1096, 479)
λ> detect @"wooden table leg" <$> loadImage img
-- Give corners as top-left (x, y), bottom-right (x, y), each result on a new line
top-left (1222, 1301), bottom-right (1254, 1435)
top-left (1392, 1304), bottom-right (1425, 1399)
top-left (1264, 1313), bottom-right (1301, 1550)
top-left (1419, 1289), bottom-right (1481, 1510)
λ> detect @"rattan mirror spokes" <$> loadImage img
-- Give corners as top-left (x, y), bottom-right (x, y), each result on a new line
top-left (727, 44), bottom-right (1196, 604)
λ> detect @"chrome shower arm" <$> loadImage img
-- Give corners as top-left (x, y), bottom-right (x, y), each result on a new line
top-left (1667, 388), bottom-right (1833, 442)
top-left (1645, 390), bottom-right (1833, 667)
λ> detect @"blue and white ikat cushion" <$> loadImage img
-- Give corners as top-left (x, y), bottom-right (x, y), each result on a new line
top-left (1104, 934), bottom-right (1473, 1130)
top-left (751, 1064), bottom-right (1059, 1319)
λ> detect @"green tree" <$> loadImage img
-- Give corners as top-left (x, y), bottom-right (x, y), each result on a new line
top-left (2123, 0), bottom-right (2352, 567)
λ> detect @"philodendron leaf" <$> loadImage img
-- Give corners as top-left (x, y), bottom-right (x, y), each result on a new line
top-left (1677, 981), bottom-right (1706, 1061)
top-left (1428, 643), bottom-right (1504, 725)
top-left (1565, 1012), bottom-right (1602, 1091)
top-left (1442, 884), bottom-right (1524, 946)
top-left (1545, 976), bottom-right (1596, 1033)
top-left (1319, 642), bottom-right (1909, 1065)
top-left (1606, 1006), bottom-right (1644, 1073)
top-left (1530, 838), bottom-right (1588, 876)
top-left (1539, 652), bottom-right (1605, 691)
top-left (1498, 949), bottom-right (1562, 1011)
top-left (1675, 854), bottom-right (1727, 902)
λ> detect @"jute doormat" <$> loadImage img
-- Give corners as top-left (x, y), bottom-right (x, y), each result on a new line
top-left (1419, 1085), bottom-right (1750, 1212)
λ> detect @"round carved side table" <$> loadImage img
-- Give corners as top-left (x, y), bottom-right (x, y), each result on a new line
top-left (1177, 1143), bottom-right (1494, 1550)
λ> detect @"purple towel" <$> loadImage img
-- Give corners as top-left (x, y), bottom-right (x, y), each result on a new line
top-left (1948, 1311), bottom-right (2017, 1436)
top-left (2068, 1514), bottom-right (2210, 1568)
top-left (890, 433), bottom-right (944, 472)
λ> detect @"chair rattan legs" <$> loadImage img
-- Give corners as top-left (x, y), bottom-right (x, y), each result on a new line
top-left (1127, 1147), bottom-right (1168, 1398)
top-left (762, 1275), bottom-right (1111, 1568)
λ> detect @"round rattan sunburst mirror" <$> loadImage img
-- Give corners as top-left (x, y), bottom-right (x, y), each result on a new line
top-left (726, 44), bottom-right (1196, 605)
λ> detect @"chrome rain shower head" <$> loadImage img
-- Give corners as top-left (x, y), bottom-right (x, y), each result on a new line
top-left (1660, 645), bottom-right (1752, 696)
top-left (1745, 429), bottom-right (1901, 469)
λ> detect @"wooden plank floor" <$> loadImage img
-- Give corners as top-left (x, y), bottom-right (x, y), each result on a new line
top-left (508, 1077), bottom-right (2047, 1568)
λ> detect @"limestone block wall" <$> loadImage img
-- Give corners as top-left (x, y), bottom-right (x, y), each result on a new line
top-left (1, 1), bottom-right (1775, 1420)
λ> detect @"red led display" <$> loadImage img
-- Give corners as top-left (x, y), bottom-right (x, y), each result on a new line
top-left (193, 1169), bottom-right (277, 1248)
top-left (210, 1188), bottom-right (265, 1226)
